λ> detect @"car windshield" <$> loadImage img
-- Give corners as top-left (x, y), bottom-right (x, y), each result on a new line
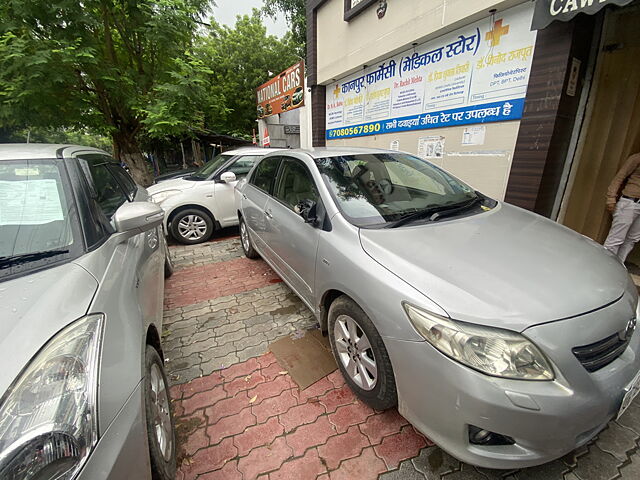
top-left (315, 153), bottom-right (477, 227)
top-left (187, 153), bottom-right (234, 180)
top-left (0, 159), bottom-right (77, 271)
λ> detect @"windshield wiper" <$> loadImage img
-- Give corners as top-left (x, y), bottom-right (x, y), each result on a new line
top-left (429, 196), bottom-right (481, 222)
top-left (386, 196), bottom-right (480, 228)
top-left (0, 249), bottom-right (70, 268)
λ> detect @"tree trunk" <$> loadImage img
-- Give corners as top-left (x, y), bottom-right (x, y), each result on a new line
top-left (180, 141), bottom-right (187, 170)
top-left (112, 130), bottom-right (154, 187)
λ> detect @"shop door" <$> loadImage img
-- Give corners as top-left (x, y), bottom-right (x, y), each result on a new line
top-left (561, 4), bottom-right (640, 245)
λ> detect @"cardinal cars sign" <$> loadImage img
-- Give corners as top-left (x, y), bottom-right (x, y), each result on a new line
top-left (257, 61), bottom-right (305, 118)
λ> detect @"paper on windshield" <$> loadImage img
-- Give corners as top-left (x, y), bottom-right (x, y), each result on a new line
top-left (0, 179), bottom-right (64, 226)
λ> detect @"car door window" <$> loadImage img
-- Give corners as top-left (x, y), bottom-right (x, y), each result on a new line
top-left (226, 155), bottom-right (262, 179)
top-left (78, 155), bottom-right (128, 218)
top-left (274, 159), bottom-right (319, 210)
top-left (108, 164), bottom-right (138, 199)
top-left (249, 156), bottom-right (282, 193)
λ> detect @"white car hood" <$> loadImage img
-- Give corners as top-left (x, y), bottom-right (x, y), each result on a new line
top-left (147, 177), bottom-right (197, 194)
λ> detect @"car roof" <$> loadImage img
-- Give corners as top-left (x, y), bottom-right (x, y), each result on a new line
top-left (273, 147), bottom-right (395, 159)
top-left (223, 146), bottom-right (285, 156)
top-left (0, 144), bottom-right (285, 161)
top-left (0, 143), bottom-right (109, 161)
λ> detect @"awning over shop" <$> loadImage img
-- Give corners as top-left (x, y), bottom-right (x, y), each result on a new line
top-left (532, 0), bottom-right (635, 30)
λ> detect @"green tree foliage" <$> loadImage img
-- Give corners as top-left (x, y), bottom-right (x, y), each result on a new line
top-left (0, 0), bottom-right (211, 185)
top-left (262, 0), bottom-right (306, 57)
top-left (0, 127), bottom-right (112, 151)
top-left (198, 10), bottom-right (300, 138)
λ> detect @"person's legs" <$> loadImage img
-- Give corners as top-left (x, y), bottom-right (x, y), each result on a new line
top-left (604, 197), bottom-right (636, 256)
top-left (617, 202), bottom-right (640, 262)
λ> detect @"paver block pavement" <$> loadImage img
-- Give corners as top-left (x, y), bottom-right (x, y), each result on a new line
top-left (165, 236), bottom-right (640, 479)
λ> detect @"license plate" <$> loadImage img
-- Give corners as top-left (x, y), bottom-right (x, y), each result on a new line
top-left (617, 370), bottom-right (640, 420)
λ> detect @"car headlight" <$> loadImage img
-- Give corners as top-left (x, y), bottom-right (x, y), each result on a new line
top-left (403, 304), bottom-right (554, 381)
top-left (0, 314), bottom-right (103, 480)
top-left (151, 190), bottom-right (181, 204)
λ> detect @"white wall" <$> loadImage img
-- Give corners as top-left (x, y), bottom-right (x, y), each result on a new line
top-left (300, 82), bottom-right (313, 149)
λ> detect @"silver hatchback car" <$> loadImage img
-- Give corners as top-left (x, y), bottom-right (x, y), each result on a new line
top-left (0, 145), bottom-right (175, 479)
top-left (236, 147), bottom-right (640, 468)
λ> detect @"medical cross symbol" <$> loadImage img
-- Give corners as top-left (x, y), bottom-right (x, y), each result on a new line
top-left (333, 84), bottom-right (340, 98)
top-left (485, 19), bottom-right (510, 47)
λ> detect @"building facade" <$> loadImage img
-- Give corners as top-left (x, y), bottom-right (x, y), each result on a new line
top-left (307, 0), bottom-right (640, 252)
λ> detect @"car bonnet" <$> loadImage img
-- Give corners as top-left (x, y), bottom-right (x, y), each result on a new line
top-left (146, 176), bottom-right (196, 195)
top-left (358, 203), bottom-right (630, 332)
top-left (0, 262), bottom-right (98, 395)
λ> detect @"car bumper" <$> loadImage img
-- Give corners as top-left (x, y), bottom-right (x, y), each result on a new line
top-left (385, 326), bottom-right (640, 469)
top-left (157, 205), bottom-right (170, 232)
top-left (77, 382), bottom-right (151, 479)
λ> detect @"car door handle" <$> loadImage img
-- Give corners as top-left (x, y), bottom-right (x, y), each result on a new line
top-left (205, 194), bottom-right (213, 198)
top-left (264, 210), bottom-right (273, 219)
top-left (242, 193), bottom-right (247, 199)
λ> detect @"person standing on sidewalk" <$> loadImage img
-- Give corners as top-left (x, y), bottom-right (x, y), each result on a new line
top-left (604, 152), bottom-right (640, 262)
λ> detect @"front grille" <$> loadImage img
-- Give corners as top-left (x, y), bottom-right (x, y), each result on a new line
top-left (572, 333), bottom-right (630, 372)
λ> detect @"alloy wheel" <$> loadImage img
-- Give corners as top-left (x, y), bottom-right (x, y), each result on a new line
top-left (177, 215), bottom-right (207, 241)
top-left (333, 314), bottom-right (378, 391)
top-left (240, 221), bottom-right (250, 252)
top-left (149, 363), bottom-right (173, 461)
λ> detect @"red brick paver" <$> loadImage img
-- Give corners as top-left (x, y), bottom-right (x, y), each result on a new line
top-left (374, 425), bottom-right (430, 469)
top-left (317, 425), bottom-right (370, 469)
top-left (285, 415), bottom-right (336, 456)
top-left (171, 352), bottom-right (430, 479)
top-left (164, 257), bottom-right (282, 309)
top-left (165, 238), bottom-right (432, 479)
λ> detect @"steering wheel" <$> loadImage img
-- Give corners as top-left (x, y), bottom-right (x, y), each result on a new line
top-left (377, 179), bottom-right (394, 195)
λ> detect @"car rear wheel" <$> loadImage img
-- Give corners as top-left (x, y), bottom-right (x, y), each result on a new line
top-left (170, 208), bottom-right (213, 245)
top-left (144, 345), bottom-right (176, 480)
top-left (163, 236), bottom-right (174, 278)
top-left (240, 217), bottom-right (259, 259)
top-left (328, 296), bottom-right (397, 410)
top-left (164, 251), bottom-right (174, 278)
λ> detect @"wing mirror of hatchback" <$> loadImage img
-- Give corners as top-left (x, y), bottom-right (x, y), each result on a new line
top-left (294, 199), bottom-right (318, 224)
top-left (220, 171), bottom-right (237, 183)
top-left (113, 201), bottom-right (165, 235)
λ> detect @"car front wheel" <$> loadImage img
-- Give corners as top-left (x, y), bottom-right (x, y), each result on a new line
top-left (144, 345), bottom-right (176, 480)
top-left (170, 208), bottom-right (213, 245)
top-left (328, 296), bottom-right (397, 411)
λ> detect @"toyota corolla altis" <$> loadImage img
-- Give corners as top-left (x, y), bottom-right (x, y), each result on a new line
top-left (236, 147), bottom-right (640, 468)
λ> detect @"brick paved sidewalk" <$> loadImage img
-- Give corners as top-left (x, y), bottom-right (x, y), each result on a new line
top-left (164, 234), bottom-right (640, 480)
top-left (170, 353), bottom-right (428, 480)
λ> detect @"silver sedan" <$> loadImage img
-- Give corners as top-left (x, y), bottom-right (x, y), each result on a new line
top-left (236, 147), bottom-right (640, 468)
top-left (0, 144), bottom-right (175, 479)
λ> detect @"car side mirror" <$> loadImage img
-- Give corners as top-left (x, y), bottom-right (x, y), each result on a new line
top-left (294, 199), bottom-right (317, 224)
top-left (220, 171), bottom-right (237, 183)
top-left (113, 201), bottom-right (165, 235)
